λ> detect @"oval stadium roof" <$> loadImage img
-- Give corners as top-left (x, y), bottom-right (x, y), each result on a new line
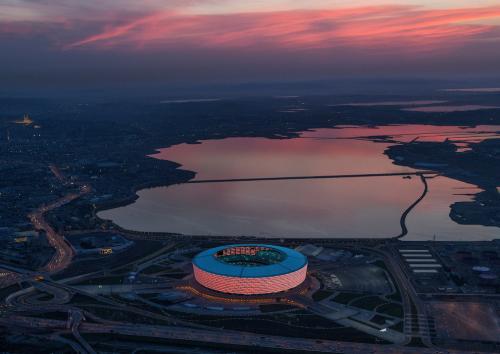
top-left (193, 244), bottom-right (307, 278)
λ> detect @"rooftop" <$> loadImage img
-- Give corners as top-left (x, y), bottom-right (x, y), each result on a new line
top-left (193, 244), bottom-right (307, 278)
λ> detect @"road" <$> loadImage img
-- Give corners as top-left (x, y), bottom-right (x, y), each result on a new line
top-left (49, 164), bottom-right (66, 183)
top-left (185, 171), bottom-right (435, 184)
top-left (397, 174), bottom-right (430, 238)
top-left (388, 245), bottom-right (436, 348)
top-left (1, 315), bottom-right (481, 354)
top-left (29, 184), bottom-right (91, 273)
top-left (68, 309), bottom-right (96, 354)
top-left (374, 246), bottom-right (434, 348)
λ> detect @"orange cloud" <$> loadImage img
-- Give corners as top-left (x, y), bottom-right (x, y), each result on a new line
top-left (65, 5), bottom-right (500, 53)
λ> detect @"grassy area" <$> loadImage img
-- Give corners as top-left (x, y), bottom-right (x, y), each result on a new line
top-left (331, 292), bottom-right (363, 305)
top-left (80, 305), bottom-right (171, 325)
top-left (377, 302), bottom-right (403, 318)
top-left (161, 272), bottom-right (188, 279)
top-left (182, 251), bottom-right (200, 259)
top-left (140, 264), bottom-right (168, 274)
top-left (139, 293), bottom-right (158, 300)
top-left (387, 290), bottom-right (402, 302)
top-left (0, 283), bottom-right (22, 300)
top-left (53, 241), bottom-right (161, 280)
top-left (372, 259), bottom-right (402, 302)
top-left (275, 313), bottom-right (344, 328)
top-left (109, 295), bottom-right (162, 313)
top-left (37, 293), bottom-right (55, 301)
top-left (259, 303), bottom-right (297, 313)
top-left (390, 321), bottom-right (404, 332)
top-left (70, 293), bottom-right (104, 306)
top-left (373, 260), bottom-right (388, 270)
top-left (312, 289), bottom-right (333, 301)
top-left (407, 337), bottom-right (426, 347)
top-left (75, 276), bottom-right (124, 285)
top-left (350, 296), bottom-right (388, 311)
top-left (371, 314), bottom-right (392, 325)
top-left (145, 297), bottom-right (175, 306)
top-left (29, 311), bottom-right (68, 321)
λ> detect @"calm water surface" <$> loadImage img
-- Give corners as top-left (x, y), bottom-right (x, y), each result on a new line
top-left (99, 125), bottom-right (499, 240)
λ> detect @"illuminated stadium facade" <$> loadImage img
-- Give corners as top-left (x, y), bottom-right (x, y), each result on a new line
top-left (192, 244), bottom-right (308, 295)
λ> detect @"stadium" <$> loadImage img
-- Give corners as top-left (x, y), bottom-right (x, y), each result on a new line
top-left (192, 244), bottom-right (308, 295)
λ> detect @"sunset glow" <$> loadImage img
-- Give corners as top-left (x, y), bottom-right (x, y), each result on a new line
top-left (2, 0), bottom-right (500, 82)
top-left (62, 6), bottom-right (500, 52)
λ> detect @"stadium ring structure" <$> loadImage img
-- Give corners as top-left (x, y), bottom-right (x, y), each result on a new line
top-left (192, 244), bottom-right (308, 295)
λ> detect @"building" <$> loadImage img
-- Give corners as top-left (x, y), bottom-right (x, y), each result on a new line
top-left (192, 244), bottom-right (308, 295)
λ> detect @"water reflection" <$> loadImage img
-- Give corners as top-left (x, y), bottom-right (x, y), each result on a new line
top-left (405, 177), bottom-right (498, 241)
top-left (403, 105), bottom-right (500, 112)
top-left (150, 134), bottom-right (413, 180)
top-left (99, 125), bottom-right (500, 240)
top-left (103, 176), bottom-right (420, 237)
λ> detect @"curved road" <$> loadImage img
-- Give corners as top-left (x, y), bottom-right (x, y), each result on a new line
top-left (29, 184), bottom-right (91, 273)
top-left (396, 174), bottom-right (430, 238)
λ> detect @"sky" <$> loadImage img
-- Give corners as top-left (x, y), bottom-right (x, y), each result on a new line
top-left (2, 0), bottom-right (500, 86)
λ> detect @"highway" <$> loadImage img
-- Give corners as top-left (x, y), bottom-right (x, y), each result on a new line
top-left (0, 164), bottom-right (463, 352)
top-left (373, 246), bottom-right (434, 348)
top-left (29, 183), bottom-right (91, 274)
top-left (185, 171), bottom-right (435, 184)
top-left (1, 315), bottom-right (481, 354)
top-left (68, 309), bottom-right (96, 354)
top-left (0, 237), bottom-right (481, 353)
top-left (387, 244), bottom-right (435, 348)
top-left (49, 164), bottom-right (66, 183)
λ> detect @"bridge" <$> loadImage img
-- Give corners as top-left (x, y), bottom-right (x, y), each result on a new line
top-left (185, 171), bottom-right (436, 184)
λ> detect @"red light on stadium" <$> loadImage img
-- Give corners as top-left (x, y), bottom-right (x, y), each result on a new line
top-left (192, 244), bottom-right (308, 295)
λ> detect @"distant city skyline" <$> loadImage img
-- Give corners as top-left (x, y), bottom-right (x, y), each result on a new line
top-left (2, 0), bottom-right (500, 85)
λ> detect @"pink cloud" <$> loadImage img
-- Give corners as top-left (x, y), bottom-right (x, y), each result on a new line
top-left (56, 5), bottom-right (500, 53)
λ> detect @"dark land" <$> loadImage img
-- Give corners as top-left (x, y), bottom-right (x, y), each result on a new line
top-left (0, 83), bottom-right (499, 353)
